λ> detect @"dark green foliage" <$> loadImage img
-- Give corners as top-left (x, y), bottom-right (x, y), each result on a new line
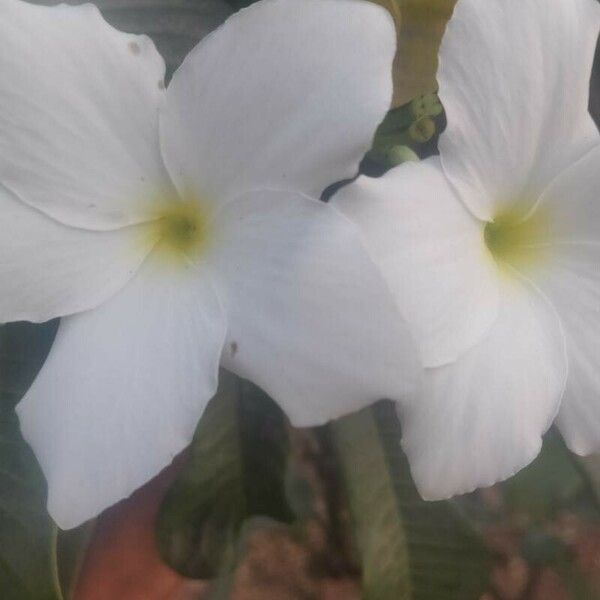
top-left (156, 373), bottom-right (294, 579)
top-left (0, 322), bottom-right (60, 600)
top-left (332, 401), bottom-right (491, 600)
top-left (503, 431), bottom-right (590, 519)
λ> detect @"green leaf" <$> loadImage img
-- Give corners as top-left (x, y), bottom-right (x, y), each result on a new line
top-left (502, 430), bottom-right (591, 519)
top-left (331, 401), bottom-right (491, 600)
top-left (0, 322), bottom-right (61, 600)
top-left (156, 372), bottom-right (293, 579)
top-left (207, 516), bottom-right (291, 600)
top-left (0, 323), bottom-right (98, 600)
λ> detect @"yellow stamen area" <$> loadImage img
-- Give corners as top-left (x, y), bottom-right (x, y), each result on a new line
top-left (483, 204), bottom-right (550, 273)
top-left (142, 196), bottom-right (211, 267)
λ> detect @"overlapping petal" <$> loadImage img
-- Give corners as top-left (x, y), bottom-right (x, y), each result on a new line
top-left (438, 0), bottom-right (600, 220)
top-left (332, 158), bottom-right (499, 367)
top-left (534, 145), bottom-right (600, 246)
top-left (0, 185), bottom-right (154, 323)
top-left (210, 189), bottom-right (421, 426)
top-left (17, 256), bottom-right (226, 529)
top-left (527, 146), bottom-right (600, 454)
top-left (536, 248), bottom-right (600, 456)
top-left (160, 0), bottom-right (396, 205)
top-left (400, 276), bottom-right (567, 500)
top-left (0, 0), bottom-right (172, 230)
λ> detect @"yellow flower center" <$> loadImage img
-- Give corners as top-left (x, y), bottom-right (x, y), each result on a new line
top-left (142, 197), bottom-right (211, 267)
top-left (483, 204), bottom-right (550, 273)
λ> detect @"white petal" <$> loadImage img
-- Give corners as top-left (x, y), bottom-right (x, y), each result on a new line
top-left (532, 247), bottom-right (600, 456)
top-left (438, 0), bottom-right (600, 220)
top-left (529, 146), bottom-right (600, 453)
top-left (0, 185), bottom-right (153, 323)
top-left (534, 144), bottom-right (600, 245)
top-left (0, 0), bottom-right (172, 230)
top-left (332, 158), bottom-right (499, 367)
top-left (209, 190), bottom-right (421, 427)
top-left (400, 275), bottom-right (567, 500)
top-left (16, 256), bottom-right (226, 529)
top-left (160, 0), bottom-right (395, 204)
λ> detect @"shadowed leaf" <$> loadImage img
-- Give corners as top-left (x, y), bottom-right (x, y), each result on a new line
top-left (0, 322), bottom-right (60, 600)
top-left (332, 401), bottom-right (491, 600)
top-left (503, 431), bottom-right (590, 519)
top-left (156, 372), bottom-right (293, 579)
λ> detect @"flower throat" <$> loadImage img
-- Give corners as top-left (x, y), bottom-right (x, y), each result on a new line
top-left (483, 205), bottom-right (549, 272)
top-left (150, 199), bottom-right (209, 265)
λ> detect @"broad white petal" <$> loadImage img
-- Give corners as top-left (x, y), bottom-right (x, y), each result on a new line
top-left (534, 144), bottom-right (600, 245)
top-left (438, 0), bottom-right (600, 220)
top-left (210, 190), bottom-right (421, 427)
top-left (332, 158), bottom-right (498, 367)
top-left (17, 256), bottom-right (226, 529)
top-left (528, 146), bottom-right (600, 453)
top-left (532, 247), bottom-right (600, 455)
top-left (0, 0), bottom-right (172, 230)
top-left (160, 0), bottom-right (395, 204)
top-left (400, 276), bottom-right (567, 500)
top-left (0, 185), bottom-right (153, 323)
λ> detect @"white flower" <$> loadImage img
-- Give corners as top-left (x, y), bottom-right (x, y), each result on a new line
top-left (333, 0), bottom-right (600, 498)
top-left (0, 0), bottom-right (421, 528)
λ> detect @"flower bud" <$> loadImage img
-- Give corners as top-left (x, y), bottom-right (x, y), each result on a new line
top-left (409, 93), bottom-right (442, 119)
top-left (385, 145), bottom-right (420, 166)
top-left (408, 117), bottom-right (436, 143)
top-left (422, 93), bottom-right (443, 117)
top-left (409, 96), bottom-right (428, 120)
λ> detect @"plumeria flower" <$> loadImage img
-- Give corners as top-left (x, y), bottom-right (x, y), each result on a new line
top-left (0, 0), bottom-right (420, 528)
top-left (334, 0), bottom-right (600, 498)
